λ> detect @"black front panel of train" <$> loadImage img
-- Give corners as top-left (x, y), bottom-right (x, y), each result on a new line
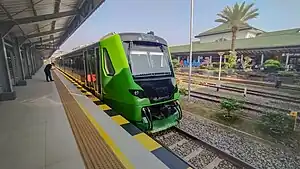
top-left (135, 78), bottom-right (175, 103)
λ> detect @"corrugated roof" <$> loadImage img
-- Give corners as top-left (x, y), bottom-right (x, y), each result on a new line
top-left (1, 0), bottom-right (33, 19)
top-left (195, 23), bottom-right (261, 37)
top-left (170, 29), bottom-right (300, 54)
top-left (0, 0), bottom-right (105, 58)
top-left (257, 28), bottom-right (300, 37)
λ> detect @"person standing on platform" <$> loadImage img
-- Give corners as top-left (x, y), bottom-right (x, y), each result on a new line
top-left (44, 63), bottom-right (54, 82)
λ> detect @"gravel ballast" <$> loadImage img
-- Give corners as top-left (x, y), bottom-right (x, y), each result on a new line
top-left (179, 112), bottom-right (300, 169)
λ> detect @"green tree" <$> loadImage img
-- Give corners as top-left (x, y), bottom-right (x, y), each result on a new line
top-left (215, 1), bottom-right (259, 53)
top-left (242, 56), bottom-right (252, 70)
top-left (224, 53), bottom-right (237, 69)
top-left (264, 59), bottom-right (281, 72)
top-left (260, 112), bottom-right (294, 137)
top-left (220, 98), bottom-right (241, 118)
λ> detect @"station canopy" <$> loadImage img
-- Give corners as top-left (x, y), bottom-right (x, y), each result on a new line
top-left (0, 0), bottom-right (105, 58)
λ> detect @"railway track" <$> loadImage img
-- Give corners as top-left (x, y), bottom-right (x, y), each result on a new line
top-left (151, 127), bottom-right (258, 169)
top-left (176, 72), bottom-right (300, 91)
top-left (178, 76), bottom-right (300, 104)
top-left (190, 90), bottom-right (289, 114)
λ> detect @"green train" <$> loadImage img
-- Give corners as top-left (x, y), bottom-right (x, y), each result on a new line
top-left (55, 32), bottom-right (182, 133)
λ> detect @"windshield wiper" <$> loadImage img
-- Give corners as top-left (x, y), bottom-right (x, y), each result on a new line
top-left (134, 73), bottom-right (152, 77)
top-left (134, 72), bottom-right (171, 77)
top-left (153, 72), bottom-right (171, 75)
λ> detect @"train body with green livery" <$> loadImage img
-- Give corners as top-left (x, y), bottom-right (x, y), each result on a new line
top-left (55, 32), bottom-right (182, 133)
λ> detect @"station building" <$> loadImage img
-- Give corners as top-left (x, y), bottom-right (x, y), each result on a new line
top-left (170, 23), bottom-right (300, 71)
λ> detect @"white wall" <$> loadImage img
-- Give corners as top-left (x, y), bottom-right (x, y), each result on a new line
top-left (198, 30), bottom-right (256, 43)
top-left (246, 32), bottom-right (256, 38)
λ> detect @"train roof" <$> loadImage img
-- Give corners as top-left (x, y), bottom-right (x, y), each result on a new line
top-left (57, 32), bottom-right (168, 59)
top-left (57, 42), bottom-right (99, 59)
top-left (118, 32), bottom-right (168, 46)
top-left (99, 32), bottom-right (168, 45)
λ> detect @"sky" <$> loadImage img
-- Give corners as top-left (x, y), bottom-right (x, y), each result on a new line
top-left (59, 0), bottom-right (300, 52)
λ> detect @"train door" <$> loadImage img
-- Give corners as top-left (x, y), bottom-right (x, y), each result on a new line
top-left (86, 48), bottom-right (97, 89)
top-left (100, 46), bottom-right (115, 96)
top-left (85, 49), bottom-right (91, 87)
top-left (74, 55), bottom-right (85, 82)
top-left (83, 50), bottom-right (88, 86)
top-left (95, 47), bottom-right (102, 95)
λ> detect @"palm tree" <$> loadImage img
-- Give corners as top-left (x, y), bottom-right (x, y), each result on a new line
top-left (215, 1), bottom-right (259, 53)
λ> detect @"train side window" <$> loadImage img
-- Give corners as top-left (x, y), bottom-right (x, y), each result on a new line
top-left (103, 48), bottom-right (115, 76)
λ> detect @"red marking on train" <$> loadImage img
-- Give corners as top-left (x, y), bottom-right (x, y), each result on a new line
top-left (87, 74), bottom-right (96, 82)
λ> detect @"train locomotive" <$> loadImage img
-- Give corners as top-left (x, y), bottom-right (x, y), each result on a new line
top-left (55, 32), bottom-right (182, 133)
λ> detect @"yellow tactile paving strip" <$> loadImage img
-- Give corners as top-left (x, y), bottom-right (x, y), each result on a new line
top-left (53, 72), bottom-right (126, 169)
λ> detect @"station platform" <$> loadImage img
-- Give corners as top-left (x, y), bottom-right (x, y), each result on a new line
top-left (0, 67), bottom-right (192, 169)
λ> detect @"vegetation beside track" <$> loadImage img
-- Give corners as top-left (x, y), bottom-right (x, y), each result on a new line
top-left (179, 96), bottom-right (300, 152)
top-left (177, 75), bottom-right (300, 151)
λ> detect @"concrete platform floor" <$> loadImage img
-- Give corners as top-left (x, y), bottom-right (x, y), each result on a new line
top-left (0, 68), bottom-right (85, 169)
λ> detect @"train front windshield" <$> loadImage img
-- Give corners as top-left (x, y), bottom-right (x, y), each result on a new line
top-left (124, 42), bottom-right (173, 78)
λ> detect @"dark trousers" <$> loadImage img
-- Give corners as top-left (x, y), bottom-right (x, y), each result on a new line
top-left (44, 70), bottom-right (53, 82)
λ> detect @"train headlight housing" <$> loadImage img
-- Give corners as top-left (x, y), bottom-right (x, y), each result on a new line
top-left (174, 85), bottom-right (178, 93)
top-left (171, 78), bottom-right (178, 92)
top-left (171, 78), bottom-right (176, 86)
top-left (129, 89), bottom-right (146, 98)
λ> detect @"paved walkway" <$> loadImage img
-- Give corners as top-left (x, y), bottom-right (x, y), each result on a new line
top-left (0, 68), bottom-right (85, 169)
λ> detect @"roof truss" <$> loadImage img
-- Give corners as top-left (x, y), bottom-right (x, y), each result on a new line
top-left (1, 0), bottom-right (105, 59)
top-left (0, 11), bottom-right (77, 25)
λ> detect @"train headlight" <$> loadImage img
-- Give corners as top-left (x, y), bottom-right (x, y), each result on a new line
top-left (129, 89), bottom-right (146, 98)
